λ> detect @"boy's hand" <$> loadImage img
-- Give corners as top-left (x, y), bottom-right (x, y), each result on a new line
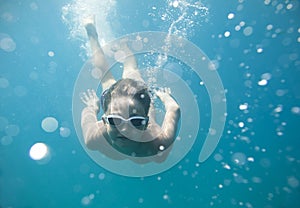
top-left (80, 89), bottom-right (100, 113)
top-left (154, 87), bottom-right (179, 110)
top-left (154, 87), bottom-right (172, 101)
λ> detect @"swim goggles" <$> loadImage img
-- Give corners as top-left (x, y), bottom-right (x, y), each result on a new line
top-left (102, 115), bottom-right (149, 127)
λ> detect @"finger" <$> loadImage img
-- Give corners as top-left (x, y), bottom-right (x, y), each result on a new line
top-left (83, 92), bottom-right (89, 101)
top-left (80, 96), bottom-right (87, 105)
top-left (87, 89), bottom-right (93, 98)
top-left (91, 89), bottom-right (98, 97)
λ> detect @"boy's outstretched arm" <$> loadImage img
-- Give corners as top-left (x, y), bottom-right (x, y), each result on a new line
top-left (80, 89), bottom-right (105, 150)
top-left (154, 88), bottom-right (181, 149)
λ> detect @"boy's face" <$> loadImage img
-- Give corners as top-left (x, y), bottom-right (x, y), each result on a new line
top-left (105, 97), bottom-right (147, 142)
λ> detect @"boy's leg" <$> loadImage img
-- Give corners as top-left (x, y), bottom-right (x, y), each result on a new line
top-left (84, 17), bottom-right (116, 90)
top-left (118, 40), bottom-right (144, 82)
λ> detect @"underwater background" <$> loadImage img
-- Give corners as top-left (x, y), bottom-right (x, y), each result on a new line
top-left (1, 0), bottom-right (300, 207)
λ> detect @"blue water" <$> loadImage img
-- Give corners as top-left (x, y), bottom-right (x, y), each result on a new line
top-left (1, 0), bottom-right (300, 207)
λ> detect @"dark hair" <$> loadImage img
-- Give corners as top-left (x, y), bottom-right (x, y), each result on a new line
top-left (102, 78), bottom-right (151, 115)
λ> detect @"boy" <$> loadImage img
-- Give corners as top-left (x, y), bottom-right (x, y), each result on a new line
top-left (80, 16), bottom-right (180, 160)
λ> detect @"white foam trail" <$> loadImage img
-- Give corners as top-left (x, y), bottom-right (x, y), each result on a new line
top-left (62, 0), bottom-right (117, 56)
top-left (155, 0), bottom-right (208, 68)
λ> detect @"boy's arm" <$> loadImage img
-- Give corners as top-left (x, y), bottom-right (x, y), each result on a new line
top-left (155, 88), bottom-right (181, 149)
top-left (81, 106), bottom-right (106, 150)
top-left (80, 89), bottom-right (105, 150)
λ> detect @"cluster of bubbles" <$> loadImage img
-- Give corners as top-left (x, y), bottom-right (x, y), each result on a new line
top-left (148, 1), bottom-right (208, 68)
top-left (61, 0), bottom-right (117, 58)
top-left (201, 2), bottom-right (300, 206)
top-left (73, 164), bottom-right (107, 206)
top-left (0, 74), bottom-right (28, 97)
top-left (150, 0), bottom-right (208, 39)
top-left (27, 116), bottom-right (71, 164)
top-left (0, 117), bottom-right (20, 146)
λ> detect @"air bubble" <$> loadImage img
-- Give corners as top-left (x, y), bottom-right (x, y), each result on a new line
top-left (98, 173), bottom-right (105, 180)
top-left (163, 194), bottom-right (169, 200)
top-left (41, 117), bottom-right (59, 133)
top-left (274, 105), bottom-right (283, 113)
top-left (235, 25), bottom-right (241, 31)
top-left (238, 122), bottom-right (245, 128)
top-left (291, 106), bottom-right (300, 115)
top-left (224, 31), bottom-right (231, 38)
top-left (30, 2), bottom-right (39, 10)
top-left (239, 103), bottom-right (248, 110)
top-left (287, 176), bottom-right (299, 188)
top-left (223, 164), bottom-right (231, 170)
top-left (208, 60), bottom-right (219, 70)
top-left (138, 197), bottom-right (144, 203)
top-left (258, 79), bottom-right (268, 86)
top-left (81, 196), bottom-right (91, 206)
top-left (29, 142), bottom-right (49, 161)
top-left (252, 176), bottom-right (262, 183)
top-left (173, 1), bottom-right (179, 8)
top-left (5, 124), bottom-right (20, 137)
top-left (276, 89), bottom-right (287, 97)
top-left (243, 26), bottom-right (253, 36)
top-left (91, 68), bottom-right (102, 79)
top-left (264, 0), bottom-right (271, 5)
top-left (0, 77), bottom-right (9, 88)
top-left (231, 152), bottom-right (247, 166)
top-left (266, 24), bottom-right (273, 30)
top-left (48, 51), bottom-right (55, 57)
top-left (60, 127), bottom-right (71, 138)
top-left (159, 145), bottom-right (165, 151)
top-left (240, 21), bottom-right (246, 27)
top-left (214, 153), bottom-right (223, 162)
top-left (227, 13), bottom-right (235, 20)
top-left (0, 37), bottom-right (16, 52)
top-left (1, 13), bottom-right (15, 22)
top-left (1, 135), bottom-right (13, 145)
top-left (261, 73), bottom-right (272, 80)
top-left (256, 48), bottom-right (263, 53)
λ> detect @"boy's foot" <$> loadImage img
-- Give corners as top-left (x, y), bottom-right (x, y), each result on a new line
top-left (83, 15), bottom-right (98, 39)
top-left (82, 15), bottom-right (95, 27)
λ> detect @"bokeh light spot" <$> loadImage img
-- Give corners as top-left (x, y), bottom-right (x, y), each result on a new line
top-left (0, 37), bottom-right (16, 52)
top-left (243, 26), bottom-right (253, 36)
top-left (41, 117), bottom-right (59, 133)
top-left (1, 135), bottom-right (13, 146)
top-left (0, 77), bottom-right (9, 88)
top-left (48, 51), bottom-right (55, 57)
top-left (5, 124), bottom-right (20, 137)
top-left (227, 13), bottom-right (235, 20)
top-left (29, 143), bottom-right (49, 160)
top-left (60, 127), bottom-right (71, 138)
